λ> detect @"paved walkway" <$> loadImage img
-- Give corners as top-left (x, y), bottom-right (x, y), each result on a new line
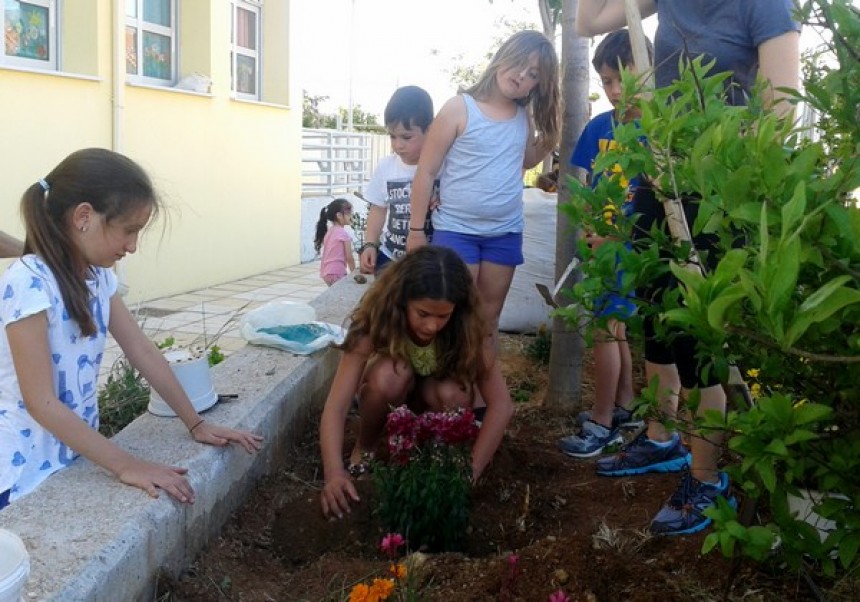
top-left (100, 260), bottom-right (327, 382)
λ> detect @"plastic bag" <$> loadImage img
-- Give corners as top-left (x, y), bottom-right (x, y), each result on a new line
top-left (240, 301), bottom-right (346, 355)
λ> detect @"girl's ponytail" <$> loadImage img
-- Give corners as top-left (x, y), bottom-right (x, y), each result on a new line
top-left (314, 207), bottom-right (329, 254)
top-left (314, 199), bottom-right (353, 254)
top-left (20, 180), bottom-right (94, 334)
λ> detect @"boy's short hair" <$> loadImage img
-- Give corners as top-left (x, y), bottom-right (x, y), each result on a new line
top-left (384, 86), bottom-right (434, 132)
top-left (592, 29), bottom-right (654, 73)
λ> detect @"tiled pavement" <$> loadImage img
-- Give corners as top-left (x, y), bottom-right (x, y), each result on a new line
top-left (100, 260), bottom-right (327, 383)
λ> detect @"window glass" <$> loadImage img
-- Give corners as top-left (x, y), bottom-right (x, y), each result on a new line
top-left (231, 1), bottom-right (260, 99)
top-left (4, 1), bottom-right (50, 62)
top-left (236, 54), bottom-right (256, 95)
top-left (125, 25), bottom-right (137, 73)
top-left (142, 0), bottom-right (169, 27)
top-left (235, 7), bottom-right (256, 50)
top-left (125, 0), bottom-right (174, 83)
top-left (142, 30), bottom-right (170, 79)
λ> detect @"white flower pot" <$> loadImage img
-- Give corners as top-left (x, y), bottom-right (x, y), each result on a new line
top-left (148, 349), bottom-right (217, 417)
top-left (0, 529), bottom-right (29, 602)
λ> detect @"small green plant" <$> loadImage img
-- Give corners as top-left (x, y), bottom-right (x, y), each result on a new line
top-left (525, 325), bottom-right (552, 365)
top-left (97, 358), bottom-right (150, 437)
top-left (351, 209), bottom-right (367, 252)
top-left (373, 406), bottom-right (478, 552)
top-left (155, 336), bottom-right (175, 350)
top-left (513, 380), bottom-right (537, 403)
top-left (207, 345), bottom-right (225, 366)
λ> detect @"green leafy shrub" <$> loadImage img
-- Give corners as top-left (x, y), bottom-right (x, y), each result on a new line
top-left (558, 0), bottom-right (859, 574)
top-left (98, 359), bottom-right (150, 437)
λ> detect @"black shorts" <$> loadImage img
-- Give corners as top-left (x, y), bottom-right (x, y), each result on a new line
top-left (632, 183), bottom-right (722, 390)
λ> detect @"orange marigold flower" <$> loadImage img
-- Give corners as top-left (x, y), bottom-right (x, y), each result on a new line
top-left (348, 583), bottom-right (370, 602)
top-left (369, 577), bottom-right (395, 601)
top-left (389, 563), bottom-right (407, 579)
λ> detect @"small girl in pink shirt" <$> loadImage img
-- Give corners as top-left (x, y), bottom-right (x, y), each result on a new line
top-left (315, 198), bottom-right (356, 286)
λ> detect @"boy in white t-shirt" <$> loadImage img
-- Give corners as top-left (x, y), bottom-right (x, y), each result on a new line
top-left (359, 86), bottom-right (436, 273)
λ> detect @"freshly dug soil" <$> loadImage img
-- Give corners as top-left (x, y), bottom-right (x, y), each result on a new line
top-left (159, 335), bottom-right (834, 601)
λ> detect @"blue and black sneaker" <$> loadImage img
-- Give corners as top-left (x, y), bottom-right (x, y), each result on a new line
top-left (595, 432), bottom-right (691, 476)
top-left (576, 405), bottom-right (643, 429)
top-left (559, 420), bottom-right (623, 458)
top-left (649, 468), bottom-right (737, 535)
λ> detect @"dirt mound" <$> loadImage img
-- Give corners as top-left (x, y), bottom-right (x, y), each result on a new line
top-left (159, 335), bottom-right (821, 601)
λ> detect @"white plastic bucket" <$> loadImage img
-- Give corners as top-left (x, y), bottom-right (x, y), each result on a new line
top-left (0, 529), bottom-right (29, 602)
top-left (148, 349), bottom-right (217, 417)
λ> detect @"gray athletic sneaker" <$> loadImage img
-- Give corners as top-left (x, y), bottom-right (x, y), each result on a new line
top-left (559, 420), bottom-right (623, 458)
top-left (576, 405), bottom-right (644, 429)
top-left (595, 432), bottom-right (691, 476)
top-left (650, 468), bottom-right (737, 535)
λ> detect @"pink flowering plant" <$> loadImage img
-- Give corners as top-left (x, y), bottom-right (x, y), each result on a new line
top-left (373, 405), bottom-right (479, 552)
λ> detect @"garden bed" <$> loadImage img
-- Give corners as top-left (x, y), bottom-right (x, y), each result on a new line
top-left (158, 335), bottom-right (840, 601)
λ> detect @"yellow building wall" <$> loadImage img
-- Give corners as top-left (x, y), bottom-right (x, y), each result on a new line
top-left (0, 0), bottom-right (301, 304)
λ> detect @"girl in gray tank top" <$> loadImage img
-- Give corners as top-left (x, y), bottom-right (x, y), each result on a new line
top-left (407, 30), bottom-right (560, 349)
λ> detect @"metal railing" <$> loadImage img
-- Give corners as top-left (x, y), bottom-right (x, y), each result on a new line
top-left (301, 129), bottom-right (389, 197)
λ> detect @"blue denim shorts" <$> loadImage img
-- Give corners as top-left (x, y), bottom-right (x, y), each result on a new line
top-left (432, 230), bottom-right (524, 266)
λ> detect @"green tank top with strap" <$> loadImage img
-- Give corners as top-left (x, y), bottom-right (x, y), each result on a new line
top-left (406, 338), bottom-right (437, 377)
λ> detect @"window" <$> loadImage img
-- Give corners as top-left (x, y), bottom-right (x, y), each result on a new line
top-left (2, 0), bottom-right (57, 70)
top-left (231, 0), bottom-right (261, 100)
top-left (126, 0), bottom-right (175, 84)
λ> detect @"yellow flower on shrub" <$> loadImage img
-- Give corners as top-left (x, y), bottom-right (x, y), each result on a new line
top-left (746, 368), bottom-right (760, 379)
top-left (750, 383), bottom-right (762, 399)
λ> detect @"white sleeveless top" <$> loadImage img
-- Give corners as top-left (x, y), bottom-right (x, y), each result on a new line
top-left (434, 94), bottom-right (528, 235)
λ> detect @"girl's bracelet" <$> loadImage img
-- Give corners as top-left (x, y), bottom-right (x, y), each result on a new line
top-left (189, 419), bottom-right (205, 434)
top-left (358, 242), bottom-right (380, 254)
top-left (408, 227), bottom-right (425, 232)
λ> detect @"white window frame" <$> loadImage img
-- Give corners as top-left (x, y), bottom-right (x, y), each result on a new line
top-left (231, 0), bottom-right (262, 100)
top-left (2, 0), bottom-right (58, 70)
top-left (125, 0), bottom-right (176, 85)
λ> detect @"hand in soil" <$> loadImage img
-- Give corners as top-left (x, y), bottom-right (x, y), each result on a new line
top-left (321, 470), bottom-right (361, 519)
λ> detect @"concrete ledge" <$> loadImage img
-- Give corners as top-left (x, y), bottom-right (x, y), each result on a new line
top-left (0, 274), bottom-right (370, 601)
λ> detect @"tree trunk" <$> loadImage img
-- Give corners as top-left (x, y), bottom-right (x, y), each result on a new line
top-left (543, 0), bottom-right (590, 411)
top-left (539, 0), bottom-right (558, 174)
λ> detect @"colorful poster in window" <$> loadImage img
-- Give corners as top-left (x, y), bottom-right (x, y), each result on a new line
top-left (4, 1), bottom-right (49, 61)
top-left (125, 26), bottom-right (138, 73)
top-left (142, 30), bottom-right (170, 79)
top-left (236, 55), bottom-right (256, 95)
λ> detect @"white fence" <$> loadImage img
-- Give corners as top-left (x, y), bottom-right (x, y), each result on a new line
top-left (301, 129), bottom-right (389, 197)
top-left (300, 129), bottom-right (389, 262)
